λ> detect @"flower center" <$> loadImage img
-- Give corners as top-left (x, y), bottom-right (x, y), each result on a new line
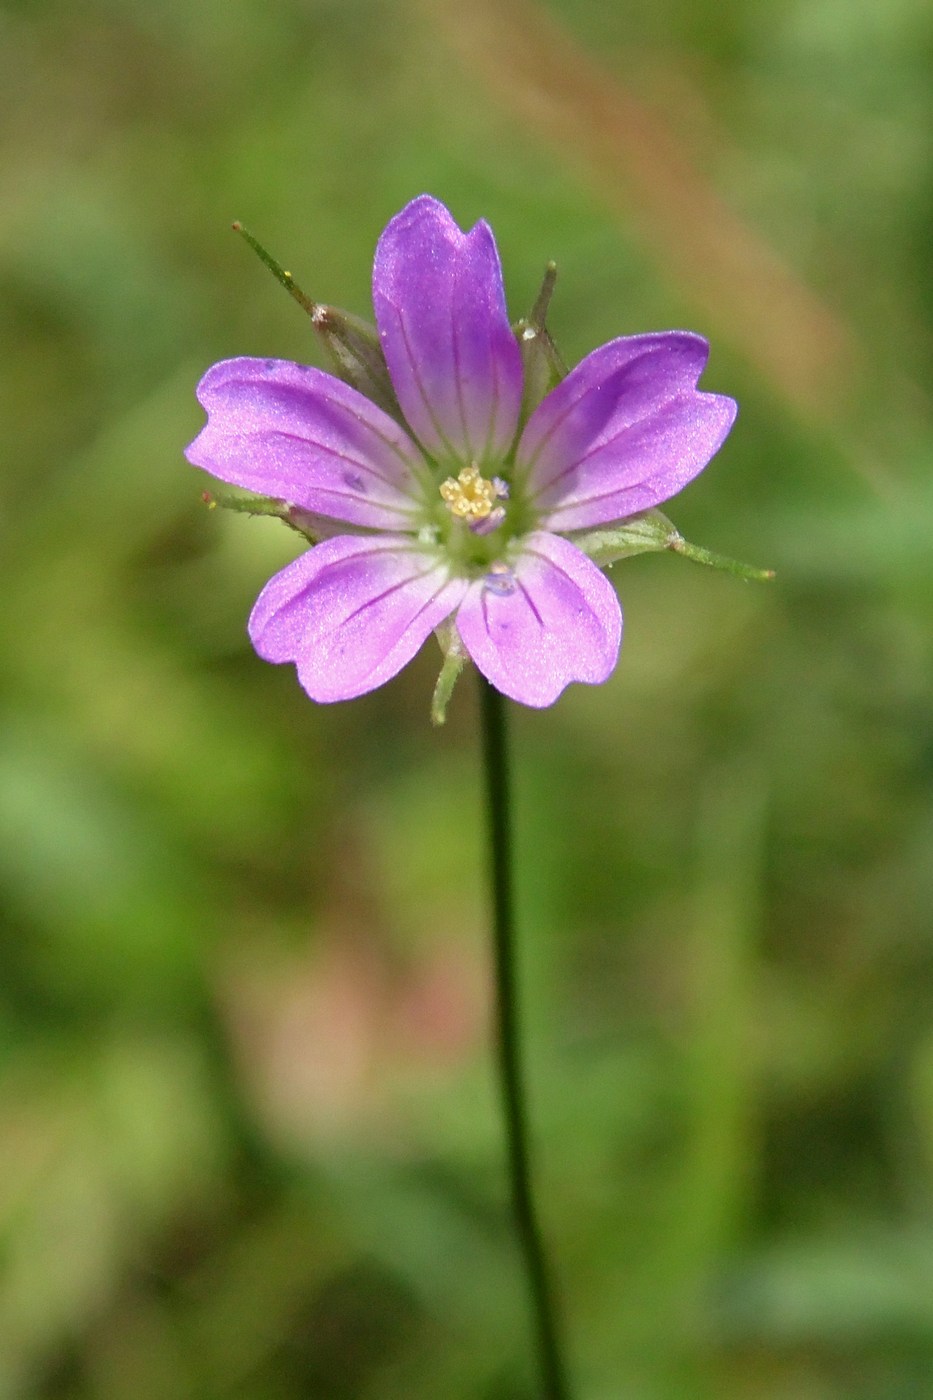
top-left (439, 464), bottom-right (506, 528)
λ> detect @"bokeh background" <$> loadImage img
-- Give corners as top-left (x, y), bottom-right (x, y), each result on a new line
top-left (2, 0), bottom-right (933, 1395)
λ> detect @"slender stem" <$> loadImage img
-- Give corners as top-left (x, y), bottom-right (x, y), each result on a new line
top-left (478, 677), bottom-right (571, 1400)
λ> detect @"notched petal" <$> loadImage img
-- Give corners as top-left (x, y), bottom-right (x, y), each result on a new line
top-left (373, 195), bottom-right (523, 462)
top-left (186, 357), bottom-right (424, 531)
top-left (456, 532), bottom-right (622, 707)
top-left (517, 332), bottom-right (737, 531)
top-left (248, 534), bottom-right (468, 703)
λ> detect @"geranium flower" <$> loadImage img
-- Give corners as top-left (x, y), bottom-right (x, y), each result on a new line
top-left (186, 195), bottom-right (736, 708)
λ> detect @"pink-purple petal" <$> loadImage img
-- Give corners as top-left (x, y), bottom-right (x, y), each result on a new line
top-left (541, 394), bottom-right (737, 532)
top-left (455, 532), bottom-right (622, 707)
top-left (516, 332), bottom-right (737, 531)
top-left (372, 195), bottom-right (523, 464)
top-left (248, 535), bottom-right (467, 702)
top-left (186, 357), bottom-right (424, 531)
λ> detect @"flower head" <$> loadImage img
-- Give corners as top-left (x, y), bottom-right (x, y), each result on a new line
top-left (186, 196), bottom-right (736, 708)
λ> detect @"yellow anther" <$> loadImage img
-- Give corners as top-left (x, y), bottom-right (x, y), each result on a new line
top-left (439, 464), bottom-right (499, 521)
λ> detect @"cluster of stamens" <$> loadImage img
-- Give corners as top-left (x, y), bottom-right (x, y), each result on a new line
top-left (439, 464), bottom-right (508, 535)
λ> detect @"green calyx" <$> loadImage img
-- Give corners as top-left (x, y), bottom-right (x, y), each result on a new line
top-left (430, 618), bottom-right (467, 727)
top-left (513, 261), bottom-right (568, 424)
top-left (573, 509), bottom-right (775, 581)
top-left (200, 488), bottom-right (322, 544)
top-left (232, 222), bottom-right (401, 421)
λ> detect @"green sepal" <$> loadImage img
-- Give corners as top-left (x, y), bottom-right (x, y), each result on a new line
top-left (310, 304), bottom-right (401, 421)
top-left (573, 509), bottom-right (775, 581)
top-left (513, 261), bottom-right (568, 422)
top-left (667, 533), bottom-right (775, 581)
top-left (572, 509), bottom-right (678, 564)
top-left (201, 487), bottom-right (320, 544)
top-left (232, 223), bottom-right (401, 420)
top-left (431, 619), bottom-right (468, 726)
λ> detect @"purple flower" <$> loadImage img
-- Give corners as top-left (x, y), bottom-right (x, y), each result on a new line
top-left (186, 196), bottom-right (736, 708)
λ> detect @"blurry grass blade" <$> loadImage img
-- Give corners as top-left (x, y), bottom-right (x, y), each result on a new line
top-left (433, 0), bottom-right (859, 424)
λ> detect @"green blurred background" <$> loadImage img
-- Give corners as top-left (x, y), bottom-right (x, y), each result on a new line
top-left (2, 0), bottom-right (933, 1394)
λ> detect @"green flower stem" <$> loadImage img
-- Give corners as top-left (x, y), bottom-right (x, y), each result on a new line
top-left (478, 677), bottom-right (571, 1400)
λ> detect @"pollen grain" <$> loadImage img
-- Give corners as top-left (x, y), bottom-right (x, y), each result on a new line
top-left (440, 464), bottom-right (502, 522)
